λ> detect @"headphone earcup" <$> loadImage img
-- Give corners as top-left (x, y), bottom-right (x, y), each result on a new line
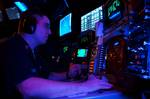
top-left (26, 24), bottom-right (36, 34)
top-left (22, 16), bottom-right (36, 34)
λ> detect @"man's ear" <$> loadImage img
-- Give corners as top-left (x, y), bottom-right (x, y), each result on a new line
top-left (31, 26), bottom-right (34, 32)
top-left (30, 25), bottom-right (35, 34)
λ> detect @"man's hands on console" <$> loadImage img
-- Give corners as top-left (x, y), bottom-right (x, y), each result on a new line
top-left (48, 63), bottom-right (113, 98)
top-left (68, 63), bottom-right (113, 91)
top-left (66, 74), bottom-right (113, 98)
top-left (84, 74), bottom-right (113, 91)
top-left (48, 62), bottom-right (113, 91)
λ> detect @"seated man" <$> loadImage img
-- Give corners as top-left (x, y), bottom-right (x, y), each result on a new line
top-left (0, 8), bottom-right (112, 99)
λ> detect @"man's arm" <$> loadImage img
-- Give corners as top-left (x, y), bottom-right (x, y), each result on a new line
top-left (17, 75), bottom-right (112, 98)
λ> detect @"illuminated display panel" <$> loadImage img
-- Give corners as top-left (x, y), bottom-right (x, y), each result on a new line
top-left (81, 6), bottom-right (103, 32)
top-left (77, 49), bottom-right (88, 57)
top-left (6, 7), bottom-right (20, 20)
top-left (108, 0), bottom-right (121, 19)
top-left (103, 0), bottom-right (124, 30)
top-left (59, 13), bottom-right (72, 37)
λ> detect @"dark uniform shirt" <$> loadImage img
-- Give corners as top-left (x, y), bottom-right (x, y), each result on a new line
top-left (0, 34), bottom-right (44, 98)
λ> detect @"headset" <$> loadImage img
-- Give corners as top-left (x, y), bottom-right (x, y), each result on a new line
top-left (18, 11), bottom-right (37, 34)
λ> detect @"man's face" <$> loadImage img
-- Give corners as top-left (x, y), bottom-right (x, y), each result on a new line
top-left (34, 16), bottom-right (51, 45)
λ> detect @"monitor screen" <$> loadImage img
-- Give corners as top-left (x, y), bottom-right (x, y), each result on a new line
top-left (81, 6), bottom-right (103, 32)
top-left (103, 0), bottom-right (124, 30)
top-left (77, 49), bottom-right (88, 58)
top-left (6, 7), bottom-right (20, 20)
top-left (59, 13), bottom-right (72, 37)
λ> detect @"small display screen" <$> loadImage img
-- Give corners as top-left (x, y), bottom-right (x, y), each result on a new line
top-left (77, 49), bottom-right (88, 57)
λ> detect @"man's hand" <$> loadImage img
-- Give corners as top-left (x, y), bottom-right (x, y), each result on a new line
top-left (82, 74), bottom-right (113, 92)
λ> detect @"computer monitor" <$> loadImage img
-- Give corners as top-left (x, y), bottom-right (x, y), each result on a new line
top-left (77, 49), bottom-right (88, 58)
top-left (5, 7), bottom-right (20, 20)
top-left (103, 0), bottom-right (124, 30)
top-left (59, 13), bottom-right (72, 37)
top-left (81, 6), bottom-right (103, 32)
